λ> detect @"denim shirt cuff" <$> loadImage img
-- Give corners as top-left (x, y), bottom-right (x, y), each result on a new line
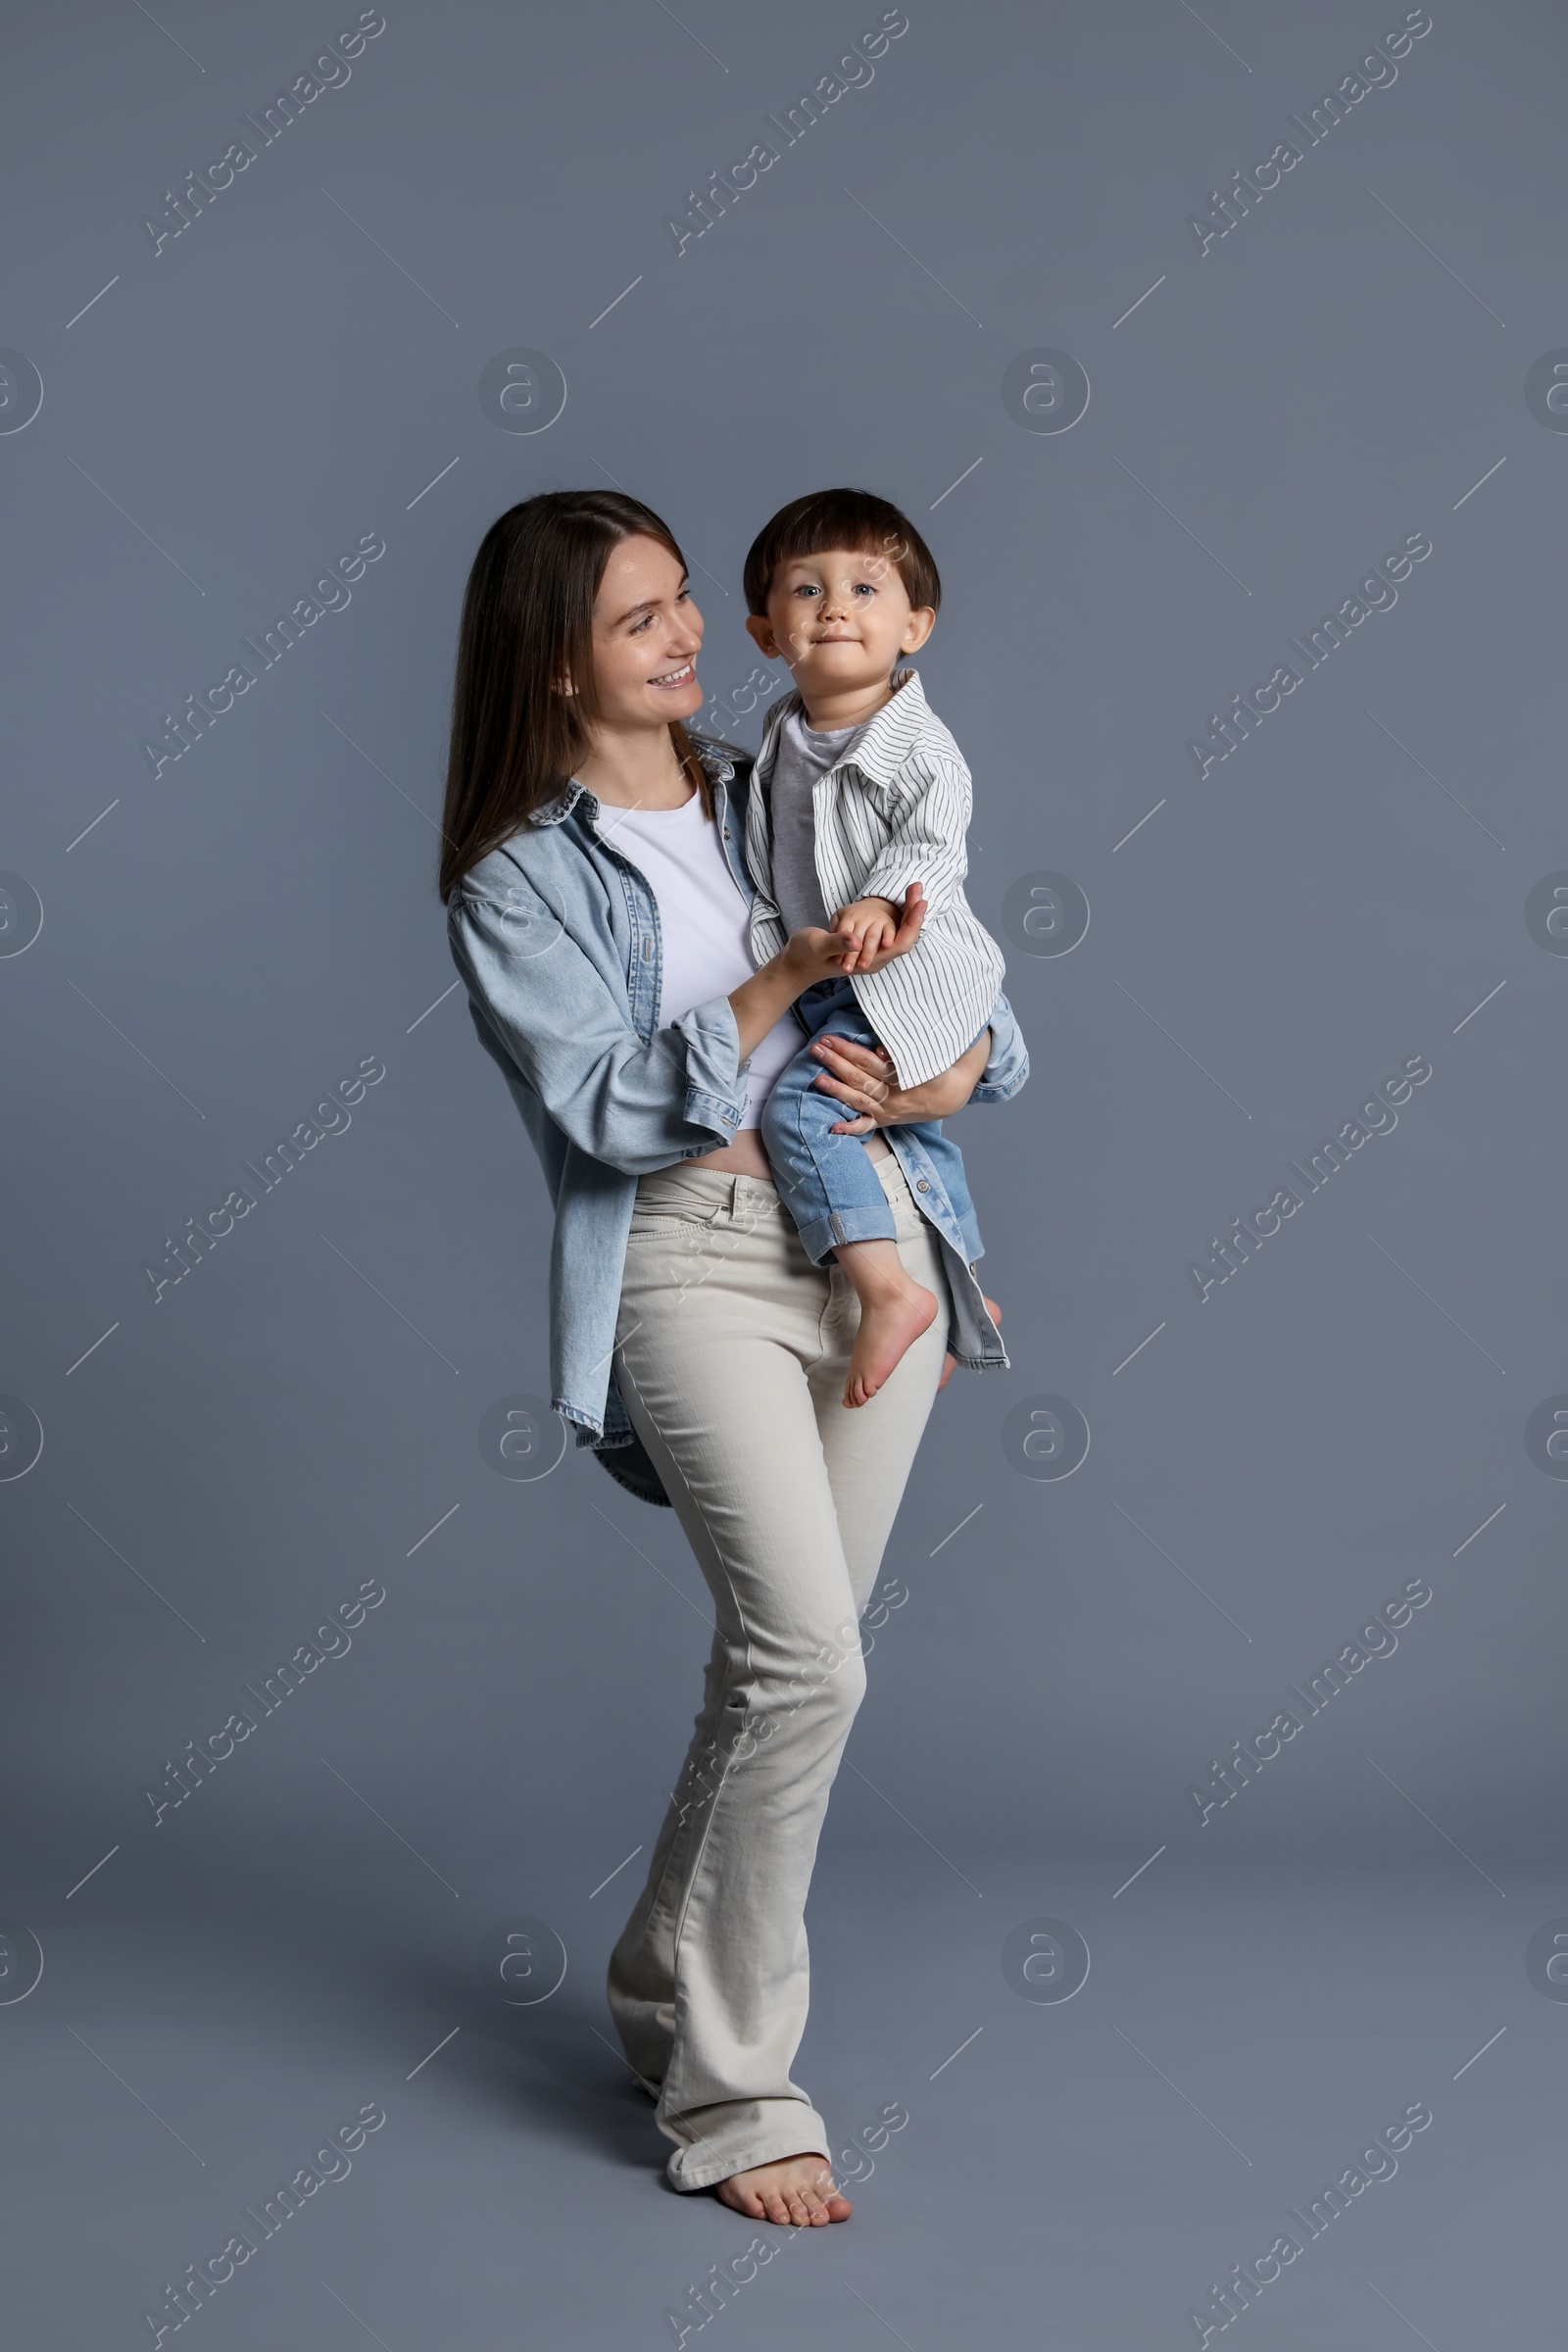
top-left (970, 1063), bottom-right (1029, 1103)
top-left (671, 991), bottom-right (748, 1133)
top-left (969, 994), bottom-right (1029, 1102)
top-left (685, 1087), bottom-right (745, 1133)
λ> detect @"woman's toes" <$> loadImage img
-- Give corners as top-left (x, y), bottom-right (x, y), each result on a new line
top-left (722, 2155), bottom-right (851, 2228)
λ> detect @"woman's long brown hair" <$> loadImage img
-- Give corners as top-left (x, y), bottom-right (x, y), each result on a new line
top-left (438, 489), bottom-right (710, 900)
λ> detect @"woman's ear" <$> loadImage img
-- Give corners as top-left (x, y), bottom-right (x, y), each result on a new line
top-left (553, 677), bottom-right (576, 697)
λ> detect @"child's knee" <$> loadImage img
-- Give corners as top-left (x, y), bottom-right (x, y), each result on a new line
top-left (764, 1050), bottom-right (830, 1138)
top-left (758, 1076), bottom-right (797, 1154)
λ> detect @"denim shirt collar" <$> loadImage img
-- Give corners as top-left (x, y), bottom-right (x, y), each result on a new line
top-left (531, 735), bottom-right (742, 832)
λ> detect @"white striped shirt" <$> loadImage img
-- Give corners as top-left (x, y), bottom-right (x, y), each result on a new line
top-left (743, 668), bottom-right (1005, 1090)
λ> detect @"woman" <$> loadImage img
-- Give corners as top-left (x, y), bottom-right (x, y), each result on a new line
top-left (441, 491), bottom-right (1027, 2227)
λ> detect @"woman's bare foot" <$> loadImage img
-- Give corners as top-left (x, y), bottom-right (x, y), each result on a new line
top-left (715, 2152), bottom-right (853, 2227)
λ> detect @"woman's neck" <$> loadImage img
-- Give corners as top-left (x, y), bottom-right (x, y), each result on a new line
top-left (575, 720), bottom-right (693, 810)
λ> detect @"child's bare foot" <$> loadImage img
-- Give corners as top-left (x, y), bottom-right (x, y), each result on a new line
top-left (716, 2152), bottom-right (852, 2226)
top-left (846, 1279), bottom-right (939, 1406)
top-left (839, 1247), bottom-right (940, 1408)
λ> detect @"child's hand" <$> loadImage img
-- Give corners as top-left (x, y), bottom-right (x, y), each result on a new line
top-left (833, 896), bottom-right (901, 975)
top-left (781, 924), bottom-right (859, 989)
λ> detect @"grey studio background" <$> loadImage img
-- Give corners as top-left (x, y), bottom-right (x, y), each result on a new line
top-left (2, 0), bottom-right (1566, 2345)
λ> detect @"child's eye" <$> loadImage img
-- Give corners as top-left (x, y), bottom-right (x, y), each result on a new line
top-left (852, 582), bottom-right (875, 597)
top-left (794, 583), bottom-right (819, 599)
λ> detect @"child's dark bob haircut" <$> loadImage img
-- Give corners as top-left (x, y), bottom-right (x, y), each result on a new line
top-left (743, 487), bottom-right (942, 617)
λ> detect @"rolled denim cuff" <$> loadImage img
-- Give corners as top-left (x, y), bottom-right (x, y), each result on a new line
top-left (793, 1200), bottom-right (900, 1266)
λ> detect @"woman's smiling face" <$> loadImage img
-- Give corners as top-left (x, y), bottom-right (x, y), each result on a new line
top-left (582, 533), bottom-right (706, 729)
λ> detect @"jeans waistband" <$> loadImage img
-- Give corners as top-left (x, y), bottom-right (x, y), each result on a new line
top-left (634, 1163), bottom-right (782, 1219)
top-left (636, 1152), bottom-right (914, 1221)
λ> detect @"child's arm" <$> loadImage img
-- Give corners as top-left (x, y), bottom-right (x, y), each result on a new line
top-left (830, 746), bottom-right (975, 972)
top-left (851, 750), bottom-right (972, 923)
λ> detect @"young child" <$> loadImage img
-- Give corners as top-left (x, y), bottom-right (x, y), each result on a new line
top-left (740, 486), bottom-right (1007, 1407)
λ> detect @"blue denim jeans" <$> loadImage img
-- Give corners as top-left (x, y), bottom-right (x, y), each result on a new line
top-left (760, 980), bottom-right (978, 1267)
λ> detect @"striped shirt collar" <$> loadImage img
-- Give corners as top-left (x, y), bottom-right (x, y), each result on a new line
top-left (760, 666), bottom-right (929, 787)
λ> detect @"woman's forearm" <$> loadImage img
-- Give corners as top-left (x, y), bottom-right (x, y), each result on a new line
top-left (453, 899), bottom-right (751, 1172)
top-left (893, 1030), bottom-right (991, 1120)
top-left (728, 957), bottom-right (803, 1059)
top-left (928, 1029), bottom-right (992, 1114)
top-left (732, 938), bottom-right (847, 1059)
top-left (808, 1024), bottom-right (994, 1133)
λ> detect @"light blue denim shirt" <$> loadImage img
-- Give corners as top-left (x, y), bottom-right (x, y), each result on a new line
top-left (446, 739), bottom-right (1028, 1493)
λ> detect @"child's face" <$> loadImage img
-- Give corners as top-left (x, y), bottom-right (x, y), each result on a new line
top-left (745, 544), bottom-right (934, 697)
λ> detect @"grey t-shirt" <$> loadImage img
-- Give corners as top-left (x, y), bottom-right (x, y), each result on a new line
top-left (766, 705), bottom-right (858, 936)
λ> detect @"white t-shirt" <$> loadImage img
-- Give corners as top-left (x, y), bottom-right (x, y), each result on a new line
top-left (595, 790), bottom-right (801, 1131)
